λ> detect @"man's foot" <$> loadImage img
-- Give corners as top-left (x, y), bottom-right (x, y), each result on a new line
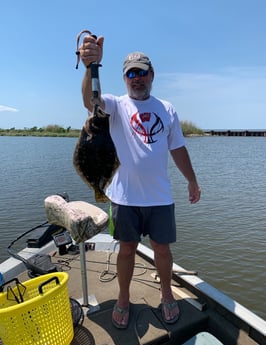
top-left (161, 299), bottom-right (180, 324)
top-left (112, 303), bottom-right (130, 329)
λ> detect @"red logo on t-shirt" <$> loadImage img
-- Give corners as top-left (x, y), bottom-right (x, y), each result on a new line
top-left (130, 112), bottom-right (164, 143)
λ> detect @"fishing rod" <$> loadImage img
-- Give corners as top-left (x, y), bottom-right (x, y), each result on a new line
top-left (7, 221), bottom-right (59, 276)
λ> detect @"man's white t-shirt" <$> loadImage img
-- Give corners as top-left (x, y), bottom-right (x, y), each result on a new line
top-left (103, 94), bottom-right (185, 206)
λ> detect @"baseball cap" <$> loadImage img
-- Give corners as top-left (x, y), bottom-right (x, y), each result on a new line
top-left (123, 52), bottom-right (153, 74)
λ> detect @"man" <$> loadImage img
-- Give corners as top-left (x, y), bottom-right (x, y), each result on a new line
top-left (79, 35), bottom-right (201, 329)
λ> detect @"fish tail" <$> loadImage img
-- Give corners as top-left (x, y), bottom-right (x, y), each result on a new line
top-left (95, 190), bottom-right (110, 203)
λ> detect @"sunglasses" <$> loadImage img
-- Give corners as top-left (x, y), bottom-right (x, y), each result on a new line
top-left (126, 69), bottom-right (149, 79)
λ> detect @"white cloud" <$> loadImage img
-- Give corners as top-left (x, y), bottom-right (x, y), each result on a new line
top-left (154, 66), bottom-right (266, 129)
top-left (0, 105), bottom-right (19, 112)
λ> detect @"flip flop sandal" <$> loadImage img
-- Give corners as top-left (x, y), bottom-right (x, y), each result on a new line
top-left (112, 303), bottom-right (130, 329)
top-left (161, 300), bottom-right (180, 324)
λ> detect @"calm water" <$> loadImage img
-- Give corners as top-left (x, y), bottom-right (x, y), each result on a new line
top-left (0, 136), bottom-right (265, 320)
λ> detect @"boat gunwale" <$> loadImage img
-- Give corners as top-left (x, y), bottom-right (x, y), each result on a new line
top-left (136, 242), bottom-right (266, 341)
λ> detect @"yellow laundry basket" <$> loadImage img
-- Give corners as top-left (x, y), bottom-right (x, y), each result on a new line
top-left (0, 272), bottom-right (74, 345)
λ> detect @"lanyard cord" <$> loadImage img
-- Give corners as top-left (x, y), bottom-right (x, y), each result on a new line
top-left (75, 29), bottom-right (93, 69)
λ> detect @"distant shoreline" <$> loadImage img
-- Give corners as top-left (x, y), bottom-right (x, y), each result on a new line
top-left (1, 129), bottom-right (266, 137)
top-left (0, 131), bottom-right (79, 138)
top-left (0, 126), bottom-right (80, 138)
top-left (0, 121), bottom-right (205, 137)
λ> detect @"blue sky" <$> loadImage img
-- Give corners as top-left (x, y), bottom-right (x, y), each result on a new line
top-left (1, 0), bottom-right (265, 130)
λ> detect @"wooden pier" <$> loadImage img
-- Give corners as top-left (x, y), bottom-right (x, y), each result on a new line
top-left (205, 130), bottom-right (266, 137)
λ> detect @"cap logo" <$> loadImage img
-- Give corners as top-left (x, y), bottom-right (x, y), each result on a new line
top-left (128, 53), bottom-right (142, 61)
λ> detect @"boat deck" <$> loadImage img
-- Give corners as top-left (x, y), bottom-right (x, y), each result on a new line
top-left (0, 234), bottom-right (265, 345)
top-left (53, 244), bottom-right (208, 345)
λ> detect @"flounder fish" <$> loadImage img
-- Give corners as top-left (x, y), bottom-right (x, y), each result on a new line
top-left (73, 105), bottom-right (120, 203)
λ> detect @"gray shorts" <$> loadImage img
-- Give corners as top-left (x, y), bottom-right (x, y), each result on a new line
top-left (110, 202), bottom-right (176, 244)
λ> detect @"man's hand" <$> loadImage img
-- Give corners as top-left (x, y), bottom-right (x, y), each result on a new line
top-left (188, 181), bottom-right (201, 204)
top-left (79, 35), bottom-right (104, 67)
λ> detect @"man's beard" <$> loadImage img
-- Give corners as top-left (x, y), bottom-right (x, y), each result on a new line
top-left (127, 83), bottom-right (152, 100)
